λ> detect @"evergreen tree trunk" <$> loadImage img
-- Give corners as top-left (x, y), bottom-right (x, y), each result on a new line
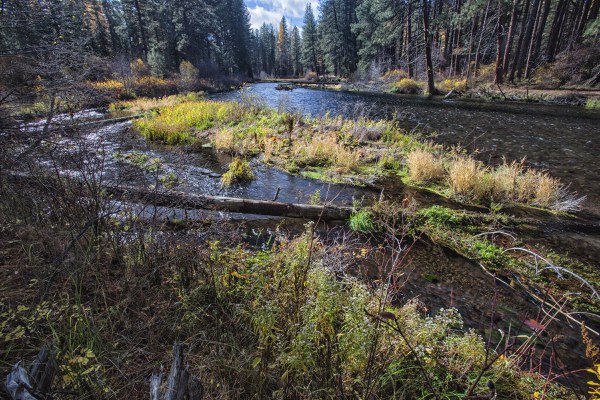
top-left (406, 2), bottom-right (414, 78)
top-left (465, 14), bottom-right (479, 80)
top-left (546, 0), bottom-right (567, 62)
top-left (525, 0), bottom-right (551, 77)
top-left (495, 1), bottom-right (506, 84)
top-left (502, 0), bottom-right (519, 75)
top-left (516, 0), bottom-right (540, 80)
top-left (422, 0), bottom-right (437, 95)
top-left (473, 0), bottom-right (491, 78)
top-left (133, 0), bottom-right (148, 58)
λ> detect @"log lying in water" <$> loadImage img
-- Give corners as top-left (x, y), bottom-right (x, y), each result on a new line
top-left (105, 185), bottom-right (353, 222)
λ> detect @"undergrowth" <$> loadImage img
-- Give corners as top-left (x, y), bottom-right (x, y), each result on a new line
top-left (0, 190), bottom-right (578, 398)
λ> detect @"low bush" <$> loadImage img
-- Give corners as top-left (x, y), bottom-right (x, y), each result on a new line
top-left (438, 79), bottom-right (467, 93)
top-left (90, 79), bottom-right (124, 97)
top-left (394, 78), bottom-right (422, 94)
top-left (133, 76), bottom-right (178, 97)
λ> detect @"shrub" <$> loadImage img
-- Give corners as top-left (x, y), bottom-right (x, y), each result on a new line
top-left (394, 78), bottom-right (422, 94)
top-left (90, 80), bottom-right (124, 97)
top-left (221, 157), bottom-right (254, 186)
top-left (406, 149), bottom-right (445, 183)
top-left (438, 79), bottom-right (467, 93)
top-left (134, 76), bottom-right (177, 97)
top-left (130, 58), bottom-right (151, 78)
top-left (381, 68), bottom-right (408, 83)
top-left (178, 60), bottom-right (199, 92)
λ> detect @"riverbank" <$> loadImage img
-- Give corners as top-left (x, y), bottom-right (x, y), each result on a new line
top-left (261, 77), bottom-right (600, 109)
top-left (125, 95), bottom-right (586, 213)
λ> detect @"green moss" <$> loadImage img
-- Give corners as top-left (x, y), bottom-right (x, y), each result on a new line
top-left (419, 205), bottom-right (465, 228)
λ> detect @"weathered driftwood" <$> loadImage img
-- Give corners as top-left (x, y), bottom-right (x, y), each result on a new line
top-left (105, 185), bottom-right (353, 222)
top-left (5, 174), bottom-right (352, 222)
top-left (151, 343), bottom-right (203, 400)
top-left (4, 348), bottom-right (57, 400)
top-left (81, 114), bottom-right (144, 126)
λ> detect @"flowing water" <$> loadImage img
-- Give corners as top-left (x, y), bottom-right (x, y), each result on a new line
top-left (213, 83), bottom-right (600, 215)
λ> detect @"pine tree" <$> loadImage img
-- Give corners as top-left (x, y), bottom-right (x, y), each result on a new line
top-left (301, 3), bottom-right (320, 75)
top-left (318, 0), bottom-right (358, 76)
top-left (291, 26), bottom-right (303, 77)
top-left (276, 16), bottom-right (290, 76)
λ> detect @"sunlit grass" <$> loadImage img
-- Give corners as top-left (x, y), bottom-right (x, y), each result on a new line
top-left (221, 157), bottom-right (254, 186)
top-left (129, 97), bottom-right (583, 211)
top-left (406, 148), bottom-right (445, 183)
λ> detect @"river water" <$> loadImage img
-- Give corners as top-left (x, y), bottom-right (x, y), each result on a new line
top-left (213, 83), bottom-right (600, 214)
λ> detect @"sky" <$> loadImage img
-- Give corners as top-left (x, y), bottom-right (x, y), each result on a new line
top-left (245, 0), bottom-right (320, 30)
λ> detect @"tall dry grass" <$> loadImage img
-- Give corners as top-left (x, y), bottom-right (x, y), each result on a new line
top-left (291, 133), bottom-right (361, 172)
top-left (448, 157), bottom-right (480, 196)
top-left (406, 149), bottom-right (445, 183)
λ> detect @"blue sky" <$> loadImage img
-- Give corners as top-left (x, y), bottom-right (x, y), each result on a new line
top-left (245, 0), bottom-right (319, 29)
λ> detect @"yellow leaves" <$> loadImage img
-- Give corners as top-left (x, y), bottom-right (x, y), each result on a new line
top-left (587, 364), bottom-right (600, 398)
top-left (68, 348), bottom-right (96, 366)
top-left (3, 325), bottom-right (26, 341)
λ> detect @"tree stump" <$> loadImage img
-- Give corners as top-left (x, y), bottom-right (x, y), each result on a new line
top-left (150, 344), bottom-right (203, 400)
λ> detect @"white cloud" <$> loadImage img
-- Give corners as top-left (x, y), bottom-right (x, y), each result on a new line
top-left (247, 0), bottom-right (319, 29)
top-left (248, 5), bottom-right (284, 29)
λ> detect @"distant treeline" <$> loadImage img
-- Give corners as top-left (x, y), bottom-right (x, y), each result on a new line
top-left (0, 0), bottom-right (598, 85)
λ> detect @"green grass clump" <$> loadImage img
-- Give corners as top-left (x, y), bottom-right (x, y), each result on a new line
top-left (349, 209), bottom-right (376, 233)
top-left (221, 157), bottom-right (254, 186)
top-left (419, 205), bottom-right (463, 228)
top-left (585, 97), bottom-right (600, 109)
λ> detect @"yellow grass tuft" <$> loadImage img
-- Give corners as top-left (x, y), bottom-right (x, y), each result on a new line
top-left (291, 133), bottom-right (361, 172)
top-left (406, 149), bottom-right (445, 183)
top-left (534, 172), bottom-right (562, 207)
top-left (214, 128), bottom-right (236, 153)
top-left (448, 157), bottom-right (485, 199)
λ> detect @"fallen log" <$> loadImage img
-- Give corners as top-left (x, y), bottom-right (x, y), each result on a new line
top-left (105, 185), bottom-right (353, 222)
